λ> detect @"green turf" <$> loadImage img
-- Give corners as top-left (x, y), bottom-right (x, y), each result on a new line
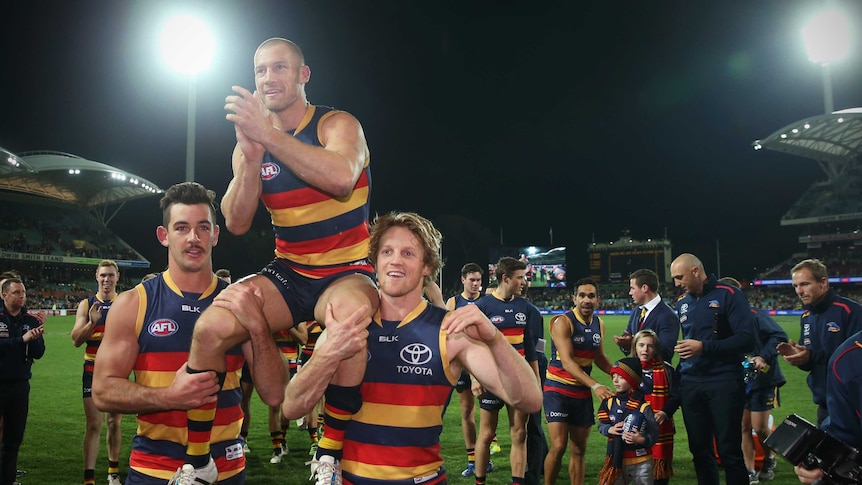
top-left (20, 314), bottom-right (815, 484)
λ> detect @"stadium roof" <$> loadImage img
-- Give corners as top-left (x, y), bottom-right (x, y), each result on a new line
top-left (0, 149), bottom-right (163, 204)
top-left (0, 148), bottom-right (163, 225)
top-left (753, 108), bottom-right (862, 180)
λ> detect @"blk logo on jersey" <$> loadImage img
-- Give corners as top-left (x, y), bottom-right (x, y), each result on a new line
top-left (182, 304), bottom-right (201, 313)
top-left (148, 319), bottom-right (179, 337)
top-left (260, 162), bottom-right (280, 180)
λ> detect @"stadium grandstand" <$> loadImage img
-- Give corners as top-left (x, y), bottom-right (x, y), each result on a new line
top-left (750, 107), bottom-right (862, 313)
top-left (0, 147), bottom-right (162, 311)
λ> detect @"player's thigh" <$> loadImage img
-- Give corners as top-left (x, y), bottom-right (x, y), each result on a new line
top-left (314, 273), bottom-right (378, 323)
top-left (241, 273), bottom-right (295, 331)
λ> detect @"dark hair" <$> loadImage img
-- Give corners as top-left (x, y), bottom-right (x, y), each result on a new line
top-left (215, 269), bottom-right (231, 278)
top-left (495, 257), bottom-right (526, 283)
top-left (461, 263), bottom-right (483, 278)
top-left (2, 277), bottom-right (23, 294)
top-left (159, 182), bottom-right (218, 227)
top-left (629, 268), bottom-right (658, 292)
top-left (573, 277), bottom-right (599, 293)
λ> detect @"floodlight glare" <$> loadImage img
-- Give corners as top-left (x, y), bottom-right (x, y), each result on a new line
top-left (160, 15), bottom-right (214, 75)
top-left (803, 9), bottom-right (851, 65)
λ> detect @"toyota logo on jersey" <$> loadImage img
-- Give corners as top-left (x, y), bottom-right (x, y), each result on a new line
top-left (400, 343), bottom-right (433, 365)
top-left (260, 162), bottom-right (280, 180)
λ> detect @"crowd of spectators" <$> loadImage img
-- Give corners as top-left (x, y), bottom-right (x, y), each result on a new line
top-left (782, 173), bottom-right (862, 222)
top-left (0, 203), bottom-right (143, 261)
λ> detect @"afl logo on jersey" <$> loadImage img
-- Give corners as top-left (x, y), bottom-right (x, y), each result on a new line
top-left (148, 319), bottom-right (179, 337)
top-left (490, 315), bottom-right (505, 324)
top-left (260, 162), bottom-right (280, 180)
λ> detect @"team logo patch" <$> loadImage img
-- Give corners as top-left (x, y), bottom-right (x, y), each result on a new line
top-left (260, 162), bottom-right (280, 180)
top-left (708, 300), bottom-right (720, 308)
top-left (147, 319), bottom-right (179, 337)
top-left (826, 321), bottom-right (841, 333)
top-left (400, 343), bottom-right (433, 365)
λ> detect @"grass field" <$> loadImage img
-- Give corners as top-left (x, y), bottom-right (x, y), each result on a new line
top-left (19, 314), bottom-right (816, 484)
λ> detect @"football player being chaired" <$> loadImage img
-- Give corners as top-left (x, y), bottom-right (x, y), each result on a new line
top-left (596, 357), bottom-right (658, 485)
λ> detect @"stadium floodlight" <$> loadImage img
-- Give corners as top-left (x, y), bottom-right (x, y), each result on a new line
top-left (802, 8), bottom-right (851, 114)
top-left (159, 14), bottom-right (214, 182)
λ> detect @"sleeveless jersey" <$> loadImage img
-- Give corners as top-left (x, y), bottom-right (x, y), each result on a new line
top-left (274, 328), bottom-right (300, 371)
top-left (453, 292), bottom-right (482, 309)
top-left (82, 294), bottom-right (114, 373)
top-left (341, 301), bottom-right (456, 485)
top-left (259, 104), bottom-right (373, 278)
top-left (300, 321), bottom-right (323, 361)
top-left (544, 310), bottom-right (603, 399)
top-left (129, 271), bottom-right (245, 481)
top-left (476, 293), bottom-right (536, 361)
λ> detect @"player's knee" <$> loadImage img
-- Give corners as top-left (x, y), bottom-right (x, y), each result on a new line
top-left (106, 413), bottom-right (121, 429)
top-left (193, 307), bottom-right (246, 348)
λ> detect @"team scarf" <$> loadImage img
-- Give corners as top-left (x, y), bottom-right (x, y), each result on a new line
top-left (597, 390), bottom-right (649, 485)
top-left (642, 357), bottom-right (674, 480)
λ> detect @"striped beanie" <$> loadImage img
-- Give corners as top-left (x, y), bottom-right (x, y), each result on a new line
top-left (611, 357), bottom-right (642, 389)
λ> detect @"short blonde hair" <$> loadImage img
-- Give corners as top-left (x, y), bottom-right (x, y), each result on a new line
top-left (632, 329), bottom-right (660, 359)
top-left (368, 212), bottom-right (442, 280)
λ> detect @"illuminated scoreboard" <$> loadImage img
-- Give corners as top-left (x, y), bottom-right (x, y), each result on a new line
top-left (587, 237), bottom-right (672, 284)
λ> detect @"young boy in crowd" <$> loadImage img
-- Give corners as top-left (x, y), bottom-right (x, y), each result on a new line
top-left (596, 357), bottom-right (658, 485)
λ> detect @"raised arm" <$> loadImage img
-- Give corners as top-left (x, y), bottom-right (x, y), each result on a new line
top-left (226, 85), bottom-right (368, 199)
top-left (92, 289), bottom-right (220, 414)
top-left (221, 142), bottom-right (265, 236)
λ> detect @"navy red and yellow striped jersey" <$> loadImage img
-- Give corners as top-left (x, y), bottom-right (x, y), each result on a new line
top-left (544, 310), bottom-right (603, 399)
top-left (475, 292), bottom-right (537, 362)
top-left (129, 271), bottom-right (245, 482)
top-left (341, 301), bottom-right (456, 485)
top-left (260, 104), bottom-right (372, 279)
top-left (82, 294), bottom-right (114, 373)
top-left (300, 321), bottom-right (323, 360)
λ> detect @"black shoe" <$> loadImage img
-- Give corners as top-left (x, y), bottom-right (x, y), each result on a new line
top-left (758, 455), bottom-right (776, 481)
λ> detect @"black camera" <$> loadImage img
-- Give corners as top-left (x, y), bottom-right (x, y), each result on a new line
top-left (764, 414), bottom-right (862, 484)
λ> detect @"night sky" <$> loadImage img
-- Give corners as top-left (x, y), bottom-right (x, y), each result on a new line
top-left (2, 0), bottom-right (861, 286)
